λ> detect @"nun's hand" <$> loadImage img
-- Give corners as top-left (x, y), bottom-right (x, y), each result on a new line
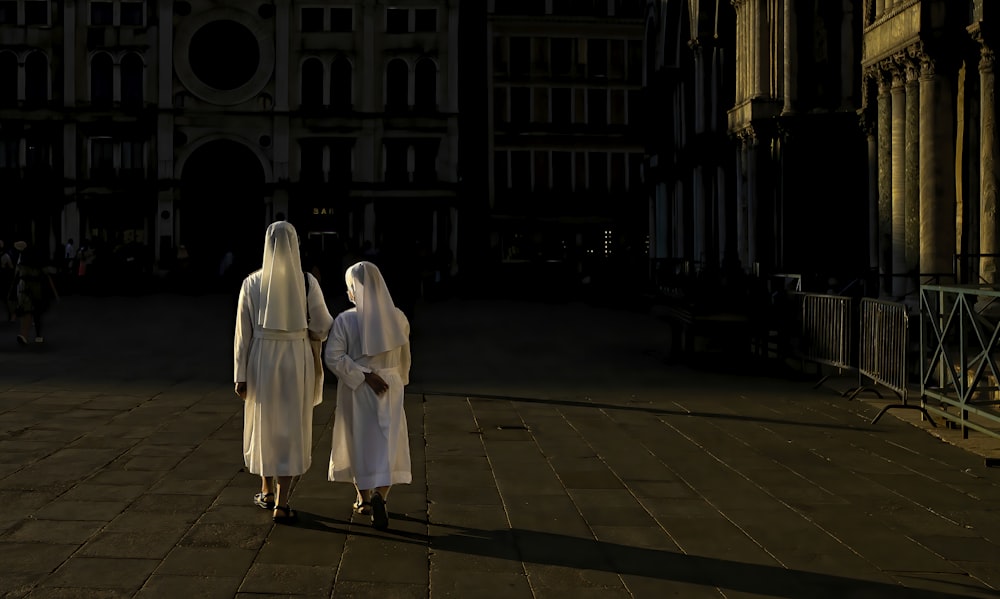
top-left (235, 381), bottom-right (247, 399)
top-left (363, 372), bottom-right (388, 395)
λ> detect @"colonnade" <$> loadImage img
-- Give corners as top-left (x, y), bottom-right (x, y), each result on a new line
top-left (864, 45), bottom-right (956, 296)
top-left (863, 19), bottom-right (1000, 296)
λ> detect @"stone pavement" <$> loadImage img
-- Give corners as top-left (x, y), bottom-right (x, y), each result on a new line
top-left (1, 290), bottom-right (999, 598)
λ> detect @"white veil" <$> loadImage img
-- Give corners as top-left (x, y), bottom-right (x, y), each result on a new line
top-left (258, 221), bottom-right (308, 331)
top-left (345, 261), bottom-right (408, 356)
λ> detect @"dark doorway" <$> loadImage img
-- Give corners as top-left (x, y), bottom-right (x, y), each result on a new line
top-left (180, 139), bottom-right (266, 289)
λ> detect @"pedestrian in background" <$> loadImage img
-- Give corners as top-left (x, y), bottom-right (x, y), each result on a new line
top-left (234, 221), bottom-right (334, 524)
top-left (9, 241), bottom-right (58, 345)
top-left (325, 260), bottom-right (412, 530)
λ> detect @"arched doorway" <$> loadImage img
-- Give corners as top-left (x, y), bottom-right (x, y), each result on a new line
top-left (179, 139), bottom-right (266, 286)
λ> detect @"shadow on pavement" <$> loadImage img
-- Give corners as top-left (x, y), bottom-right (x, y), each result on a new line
top-left (287, 511), bottom-right (988, 599)
top-left (419, 391), bottom-right (872, 432)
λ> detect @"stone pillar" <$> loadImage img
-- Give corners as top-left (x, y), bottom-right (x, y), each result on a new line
top-left (978, 36), bottom-right (1000, 285)
top-left (738, 0), bottom-right (747, 102)
top-left (904, 59), bottom-right (920, 293)
top-left (891, 69), bottom-right (907, 297)
top-left (875, 0), bottom-right (885, 19)
top-left (692, 41), bottom-right (706, 263)
top-left (746, 0), bottom-right (766, 98)
top-left (877, 70), bottom-right (892, 294)
top-left (919, 55), bottom-right (958, 279)
top-left (737, 138), bottom-right (749, 266)
top-left (717, 162), bottom-right (730, 266)
top-left (783, 0), bottom-right (797, 114)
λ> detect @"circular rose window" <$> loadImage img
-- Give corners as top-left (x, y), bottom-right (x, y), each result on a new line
top-left (174, 9), bottom-right (275, 106)
top-left (189, 21), bottom-right (259, 91)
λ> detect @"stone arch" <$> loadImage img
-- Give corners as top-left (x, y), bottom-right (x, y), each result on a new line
top-left (178, 138), bottom-right (269, 280)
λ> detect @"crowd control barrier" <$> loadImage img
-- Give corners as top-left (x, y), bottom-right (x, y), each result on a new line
top-left (919, 284), bottom-right (1000, 440)
top-left (848, 298), bottom-right (935, 425)
top-left (795, 293), bottom-right (853, 389)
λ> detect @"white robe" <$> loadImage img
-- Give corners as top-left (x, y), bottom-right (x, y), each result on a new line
top-left (234, 271), bottom-right (334, 476)
top-left (325, 307), bottom-right (412, 489)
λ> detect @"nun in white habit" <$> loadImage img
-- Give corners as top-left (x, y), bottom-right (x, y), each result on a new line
top-left (234, 221), bottom-right (334, 523)
top-left (325, 260), bottom-right (411, 530)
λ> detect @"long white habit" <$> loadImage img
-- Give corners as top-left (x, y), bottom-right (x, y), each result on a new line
top-left (325, 262), bottom-right (412, 490)
top-left (234, 226), bottom-right (334, 477)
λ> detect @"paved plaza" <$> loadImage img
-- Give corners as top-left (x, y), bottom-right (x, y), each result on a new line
top-left (1, 289), bottom-right (999, 598)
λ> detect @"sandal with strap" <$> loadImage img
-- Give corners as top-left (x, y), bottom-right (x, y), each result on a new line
top-left (353, 499), bottom-right (372, 516)
top-left (253, 492), bottom-right (275, 510)
top-left (370, 492), bottom-right (388, 530)
top-left (273, 504), bottom-right (298, 524)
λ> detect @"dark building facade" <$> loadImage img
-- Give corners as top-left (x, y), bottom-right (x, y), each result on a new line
top-left (643, 0), bottom-right (1000, 304)
top-left (483, 0), bottom-right (647, 293)
top-left (1, 0), bottom-right (461, 285)
top-left (644, 0), bottom-right (868, 294)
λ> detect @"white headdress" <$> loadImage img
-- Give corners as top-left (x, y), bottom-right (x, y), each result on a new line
top-left (258, 221), bottom-right (307, 331)
top-left (345, 261), bottom-right (408, 356)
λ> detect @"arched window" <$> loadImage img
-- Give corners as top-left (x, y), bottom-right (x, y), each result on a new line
top-left (0, 52), bottom-right (16, 107)
top-left (91, 52), bottom-right (113, 105)
top-left (330, 56), bottom-right (352, 111)
top-left (414, 58), bottom-right (436, 112)
top-left (385, 58), bottom-right (408, 112)
top-left (24, 51), bottom-right (47, 104)
top-left (300, 57), bottom-right (323, 107)
top-left (121, 53), bottom-right (144, 107)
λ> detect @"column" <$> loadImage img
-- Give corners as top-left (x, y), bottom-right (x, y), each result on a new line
top-left (904, 59), bottom-right (920, 293)
top-left (692, 41), bottom-right (706, 264)
top-left (752, 0), bottom-right (762, 98)
top-left (737, 141), bottom-right (748, 266)
top-left (978, 37), bottom-right (1000, 284)
top-left (891, 68), bottom-right (906, 297)
top-left (717, 163), bottom-right (730, 267)
top-left (919, 55), bottom-right (958, 279)
top-left (733, 0), bottom-right (748, 106)
top-left (877, 70), bottom-right (892, 294)
top-left (783, 0), bottom-right (797, 113)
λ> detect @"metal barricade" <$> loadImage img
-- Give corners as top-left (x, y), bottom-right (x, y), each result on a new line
top-left (795, 293), bottom-right (853, 388)
top-left (920, 284), bottom-right (1000, 440)
top-left (849, 298), bottom-right (935, 425)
